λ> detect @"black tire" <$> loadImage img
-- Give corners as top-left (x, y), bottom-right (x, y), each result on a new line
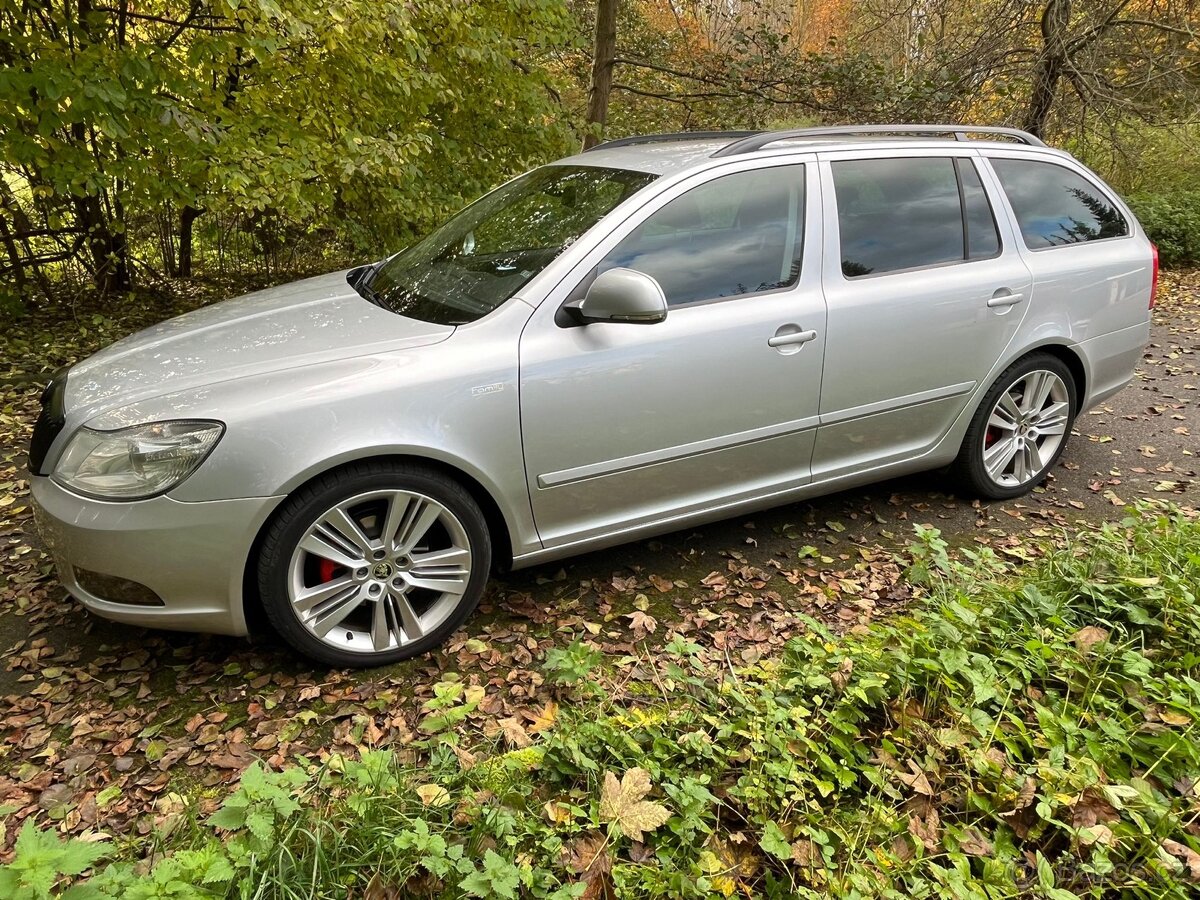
top-left (952, 353), bottom-right (1078, 500)
top-left (257, 461), bottom-right (491, 668)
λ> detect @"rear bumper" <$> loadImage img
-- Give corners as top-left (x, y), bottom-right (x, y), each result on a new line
top-left (30, 476), bottom-right (282, 636)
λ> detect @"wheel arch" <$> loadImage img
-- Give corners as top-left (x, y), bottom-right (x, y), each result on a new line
top-left (240, 453), bottom-right (519, 637)
top-left (981, 341), bottom-right (1087, 416)
top-left (1030, 343), bottom-right (1088, 413)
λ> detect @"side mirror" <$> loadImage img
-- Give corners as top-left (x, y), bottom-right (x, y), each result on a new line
top-left (562, 267), bottom-right (667, 326)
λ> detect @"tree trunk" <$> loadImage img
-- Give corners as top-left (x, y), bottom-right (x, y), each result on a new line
top-left (159, 208), bottom-right (177, 277)
top-left (179, 205), bottom-right (203, 277)
top-left (71, 0), bottom-right (131, 293)
top-left (582, 0), bottom-right (618, 150)
top-left (74, 192), bottom-right (131, 294)
top-left (0, 191), bottom-right (27, 295)
top-left (1023, 0), bottom-right (1071, 139)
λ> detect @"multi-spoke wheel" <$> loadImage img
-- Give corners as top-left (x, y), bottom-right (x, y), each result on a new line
top-left (953, 353), bottom-right (1077, 500)
top-left (258, 463), bottom-right (491, 667)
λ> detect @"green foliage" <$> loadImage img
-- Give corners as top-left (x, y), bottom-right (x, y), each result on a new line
top-left (206, 763), bottom-right (308, 856)
top-left (419, 676), bottom-right (485, 735)
top-left (4, 503), bottom-right (1199, 898)
top-left (1129, 191), bottom-right (1200, 268)
top-left (0, 0), bottom-right (574, 300)
top-left (0, 823), bottom-right (109, 900)
top-left (459, 849), bottom-right (522, 899)
top-left (542, 639), bottom-right (602, 688)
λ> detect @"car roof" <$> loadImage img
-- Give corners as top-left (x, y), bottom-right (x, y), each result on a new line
top-left (557, 139), bottom-right (742, 176)
top-left (551, 126), bottom-right (1067, 176)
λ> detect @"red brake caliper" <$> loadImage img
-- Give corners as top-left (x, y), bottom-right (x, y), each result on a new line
top-left (318, 559), bottom-right (339, 583)
top-left (985, 426), bottom-right (999, 448)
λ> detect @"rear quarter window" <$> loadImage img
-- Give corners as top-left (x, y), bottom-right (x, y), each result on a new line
top-left (990, 158), bottom-right (1128, 250)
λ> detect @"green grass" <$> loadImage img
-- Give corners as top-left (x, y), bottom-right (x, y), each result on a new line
top-left (4, 502), bottom-right (1199, 899)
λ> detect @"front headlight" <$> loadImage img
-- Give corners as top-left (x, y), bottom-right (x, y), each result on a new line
top-left (52, 420), bottom-right (224, 500)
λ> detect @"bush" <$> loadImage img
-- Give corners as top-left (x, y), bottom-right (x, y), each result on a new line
top-left (4, 503), bottom-right (1199, 898)
top-left (1128, 191), bottom-right (1200, 268)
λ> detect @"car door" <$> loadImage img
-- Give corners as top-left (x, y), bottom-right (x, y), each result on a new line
top-left (518, 159), bottom-right (825, 549)
top-left (812, 149), bottom-right (1034, 479)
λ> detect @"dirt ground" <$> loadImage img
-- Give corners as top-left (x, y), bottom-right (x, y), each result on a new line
top-left (0, 272), bottom-right (1195, 843)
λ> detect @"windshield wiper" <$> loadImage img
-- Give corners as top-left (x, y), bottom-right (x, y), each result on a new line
top-left (347, 262), bottom-right (384, 306)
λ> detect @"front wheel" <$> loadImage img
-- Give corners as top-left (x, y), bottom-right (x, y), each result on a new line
top-left (257, 462), bottom-right (492, 668)
top-left (953, 354), bottom-right (1077, 500)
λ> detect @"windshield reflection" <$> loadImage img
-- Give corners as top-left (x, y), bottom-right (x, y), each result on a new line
top-left (367, 165), bottom-right (657, 325)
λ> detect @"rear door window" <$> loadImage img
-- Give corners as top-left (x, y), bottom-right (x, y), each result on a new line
top-left (832, 157), bottom-right (967, 277)
top-left (990, 158), bottom-right (1129, 249)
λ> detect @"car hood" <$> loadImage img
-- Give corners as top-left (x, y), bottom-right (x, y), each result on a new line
top-left (65, 270), bottom-right (455, 414)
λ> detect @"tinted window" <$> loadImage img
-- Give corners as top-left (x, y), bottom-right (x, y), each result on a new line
top-left (956, 158), bottom-right (1001, 259)
top-left (368, 165), bottom-right (656, 324)
top-left (599, 166), bottom-right (805, 307)
top-left (991, 158), bottom-right (1128, 249)
top-left (833, 158), bottom-right (965, 277)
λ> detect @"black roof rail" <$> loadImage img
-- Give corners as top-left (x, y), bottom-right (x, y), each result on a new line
top-left (584, 130), bottom-right (760, 153)
top-left (710, 124), bottom-right (1047, 157)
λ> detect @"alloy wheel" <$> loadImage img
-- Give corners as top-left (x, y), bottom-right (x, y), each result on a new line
top-left (981, 369), bottom-right (1071, 488)
top-left (286, 489), bottom-right (472, 656)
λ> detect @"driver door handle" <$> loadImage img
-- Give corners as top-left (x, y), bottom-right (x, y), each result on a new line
top-left (767, 329), bottom-right (818, 348)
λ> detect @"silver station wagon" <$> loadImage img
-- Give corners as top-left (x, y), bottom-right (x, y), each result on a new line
top-left (29, 124), bottom-right (1156, 666)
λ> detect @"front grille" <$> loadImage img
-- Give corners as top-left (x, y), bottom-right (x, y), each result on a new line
top-left (28, 370), bottom-right (67, 475)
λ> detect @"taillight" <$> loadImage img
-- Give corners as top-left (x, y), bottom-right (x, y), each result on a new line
top-left (1149, 243), bottom-right (1160, 309)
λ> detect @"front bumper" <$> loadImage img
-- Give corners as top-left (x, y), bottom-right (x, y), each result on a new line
top-left (30, 476), bottom-right (282, 636)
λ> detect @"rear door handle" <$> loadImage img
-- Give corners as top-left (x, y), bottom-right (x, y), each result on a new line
top-left (767, 329), bottom-right (818, 348)
top-left (987, 291), bottom-right (1025, 308)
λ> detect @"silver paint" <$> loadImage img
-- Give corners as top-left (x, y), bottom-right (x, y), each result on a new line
top-left (31, 135), bottom-right (1154, 636)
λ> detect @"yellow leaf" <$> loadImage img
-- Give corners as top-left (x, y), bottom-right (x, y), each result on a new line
top-left (416, 784), bottom-right (450, 807)
top-left (526, 701), bottom-right (559, 734)
top-left (598, 768), bottom-right (671, 842)
top-left (543, 800), bottom-right (573, 825)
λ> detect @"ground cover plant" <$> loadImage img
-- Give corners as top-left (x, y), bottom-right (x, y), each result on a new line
top-left (2, 501), bottom-right (1197, 898)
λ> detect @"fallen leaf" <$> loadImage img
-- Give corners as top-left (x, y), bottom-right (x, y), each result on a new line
top-left (1079, 824), bottom-right (1114, 847)
top-left (525, 701), bottom-right (559, 734)
top-left (1162, 839), bottom-right (1200, 882)
top-left (1072, 626), bottom-right (1110, 653)
top-left (544, 800), bottom-right (573, 825)
top-left (830, 657), bottom-right (854, 692)
top-left (416, 784), bottom-right (451, 807)
top-left (598, 768), bottom-right (671, 842)
top-left (649, 574), bottom-right (673, 593)
top-left (498, 717), bottom-right (533, 749)
top-left (958, 826), bottom-right (993, 857)
top-left (563, 832), bottom-right (615, 900)
top-left (908, 807), bottom-right (940, 851)
top-left (897, 761), bottom-right (934, 796)
top-left (625, 610), bottom-right (657, 636)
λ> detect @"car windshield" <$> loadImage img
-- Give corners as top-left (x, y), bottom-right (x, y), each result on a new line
top-left (365, 164), bottom-right (658, 324)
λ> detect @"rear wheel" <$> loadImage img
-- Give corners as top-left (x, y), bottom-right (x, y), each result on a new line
top-left (953, 353), bottom-right (1077, 500)
top-left (257, 462), bottom-right (491, 667)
